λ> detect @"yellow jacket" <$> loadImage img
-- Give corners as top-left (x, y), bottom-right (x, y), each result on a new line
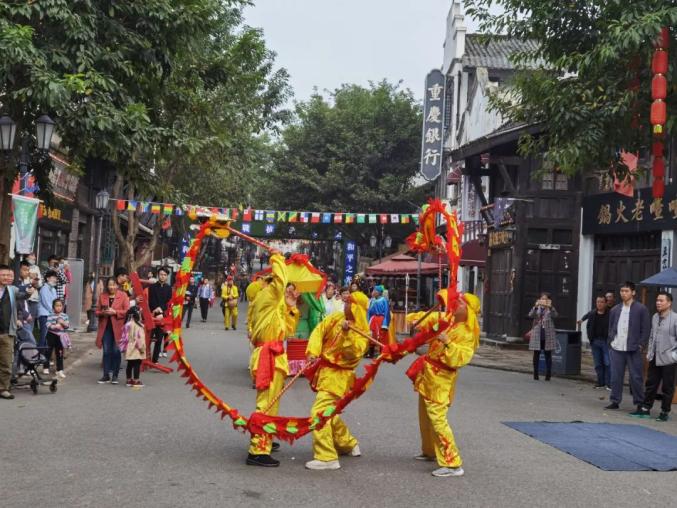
top-left (249, 254), bottom-right (290, 376)
top-left (305, 294), bottom-right (370, 398)
top-left (221, 284), bottom-right (239, 301)
top-left (413, 321), bottom-right (476, 405)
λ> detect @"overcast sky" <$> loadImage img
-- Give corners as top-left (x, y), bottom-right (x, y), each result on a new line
top-left (244, 0), bottom-right (483, 104)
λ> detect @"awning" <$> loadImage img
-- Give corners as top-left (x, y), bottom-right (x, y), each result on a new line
top-left (366, 254), bottom-right (440, 276)
top-left (460, 239), bottom-right (487, 267)
top-left (640, 267), bottom-right (677, 288)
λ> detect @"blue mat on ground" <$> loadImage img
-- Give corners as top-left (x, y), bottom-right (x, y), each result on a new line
top-left (503, 422), bottom-right (677, 471)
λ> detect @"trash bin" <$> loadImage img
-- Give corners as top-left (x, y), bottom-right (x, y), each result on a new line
top-left (551, 329), bottom-right (581, 376)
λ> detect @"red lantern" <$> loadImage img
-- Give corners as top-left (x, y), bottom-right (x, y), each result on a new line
top-left (656, 27), bottom-right (670, 49)
top-left (652, 50), bottom-right (669, 74)
top-left (653, 156), bottom-right (665, 178)
top-left (651, 100), bottom-right (667, 126)
top-left (652, 74), bottom-right (667, 100)
top-left (653, 177), bottom-right (665, 199)
top-left (653, 141), bottom-right (665, 157)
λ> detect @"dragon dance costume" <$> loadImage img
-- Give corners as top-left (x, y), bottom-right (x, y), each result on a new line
top-left (247, 253), bottom-right (299, 459)
top-left (304, 292), bottom-right (370, 469)
top-left (406, 293), bottom-right (480, 476)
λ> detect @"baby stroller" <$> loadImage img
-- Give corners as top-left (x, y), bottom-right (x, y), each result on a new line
top-left (12, 327), bottom-right (58, 395)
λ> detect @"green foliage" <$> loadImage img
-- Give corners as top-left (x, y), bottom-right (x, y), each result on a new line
top-left (465, 0), bottom-right (677, 175)
top-left (265, 81), bottom-right (428, 212)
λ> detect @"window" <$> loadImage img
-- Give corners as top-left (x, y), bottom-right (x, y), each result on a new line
top-left (541, 171), bottom-right (569, 191)
top-left (528, 228), bottom-right (548, 244)
top-left (553, 229), bottom-right (573, 245)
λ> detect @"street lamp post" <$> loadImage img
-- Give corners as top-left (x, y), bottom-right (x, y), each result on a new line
top-left (87, 189), bottom-right (110, 332)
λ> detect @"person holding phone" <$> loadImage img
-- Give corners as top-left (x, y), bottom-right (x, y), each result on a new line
top-left (95, 277), bottom-right (130, 384)
top-left (528, 292), bottom-right (558, 381)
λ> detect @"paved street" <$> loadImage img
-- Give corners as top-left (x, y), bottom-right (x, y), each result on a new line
top-left (1, 302), bottom-right (676, 508)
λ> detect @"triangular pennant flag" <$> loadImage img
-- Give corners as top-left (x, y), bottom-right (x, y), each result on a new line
top-left (288, 212), bottom-right (298, 223)
top-left (116, 200), bottom-right (126, 211)
top-left (401, 214), bottom-right (411, 224)
top-left (243, 209), bottom-right (252, 222)
top-left (345, 213), bottom-right (355, 224)
top-left (127, 200), bottom-right (138, 212)
top-left (334, 213), bottom-right (343, 224)
top-left (300, 212), bottom-right (309, 223)
top-left (357, 214), bottom-right (366, 224)
top-left (254, 210), bottom-right (264, 221)
top-left (390, 213), bottom-right (400, 224)
top-left (276, 210), bottom-right (287, 222)
top-left (238, 203), bottom-right (244, 212)
top-left (322, 213), bottom-right (332, 224)
top-left (368, 214), bottom-right (377, 224)
top-left (151, 203), bottom-right (162, 214)
top-left (265, 210), bottom-right (275, 223)
top-left (311, 212), bottom-right (321, 223)
top-left (379, 214), bottom-right (388, 224)
top-left (163, 204), bottom-right (174, 215)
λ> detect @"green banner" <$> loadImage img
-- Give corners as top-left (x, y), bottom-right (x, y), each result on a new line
top-left (12, 194), bottom-right (40, 254)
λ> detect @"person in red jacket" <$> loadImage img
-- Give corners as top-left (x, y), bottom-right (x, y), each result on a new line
top-left (95, 277), bottom-right (130, 384)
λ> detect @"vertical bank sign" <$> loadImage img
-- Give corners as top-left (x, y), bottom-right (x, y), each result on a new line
top-left (343, 241), bottom-right (357, 286)
top-left (420, 69), bottom-right (446, 181)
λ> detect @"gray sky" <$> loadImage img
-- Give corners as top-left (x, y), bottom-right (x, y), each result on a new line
top-left (244, 0), bottom-right (482, 104)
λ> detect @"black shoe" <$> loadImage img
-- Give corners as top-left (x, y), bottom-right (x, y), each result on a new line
top-left (271, 442), bottom-right (280, 452)
top-left (604, 402), bottom-right (619, 410)
top-left (97, 376), bottom-right (111, 384)
top-left (545, 374), bottom-right (551, 381)
top-left (111, 375), bottom-right (119, 385)
top-left (246, 454), bottom-right (280, 467)
top-left (186, 324), bottom-right (190, 329)
top-left (533, 373), bottom-right (539, 380)
top-left (656, 412), bottom-right (669, 422)
top-left (629, 406), bottom-right (651, 418)
top-left (232, 326), bottom-right (236, 330)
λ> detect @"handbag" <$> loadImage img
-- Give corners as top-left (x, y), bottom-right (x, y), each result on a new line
top-left (57, 331), bottom-right (72, 349)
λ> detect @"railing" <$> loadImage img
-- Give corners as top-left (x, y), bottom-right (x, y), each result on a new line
top-left (462, 220), bottom-right (486, 243)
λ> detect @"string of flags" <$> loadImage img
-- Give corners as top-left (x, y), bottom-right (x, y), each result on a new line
top-left (111, 199), bottom-right (419, 226)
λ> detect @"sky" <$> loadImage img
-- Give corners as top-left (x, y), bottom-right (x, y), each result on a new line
top-left (244, 0), bottom-right (484, 104)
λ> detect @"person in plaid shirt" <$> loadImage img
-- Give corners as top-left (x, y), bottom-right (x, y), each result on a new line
top-left (46, 256), bottom-right (70, 302)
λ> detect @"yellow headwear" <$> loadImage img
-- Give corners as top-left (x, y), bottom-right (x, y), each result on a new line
top-left (462, 292), bottom-right (481, 350)
top-left (349, 291), bottom-right (369, 333)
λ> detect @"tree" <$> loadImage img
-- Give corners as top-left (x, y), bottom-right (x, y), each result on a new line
top-left (465, 1), bottom-right (677, 176)
top-left (266, 81), bottom-right (428, 213)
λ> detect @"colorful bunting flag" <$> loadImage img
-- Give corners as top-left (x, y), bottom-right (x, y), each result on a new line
top-left (322, 213), bottom-right (332, 224)
top-left (276, 211), bottom-right (287, 222)
top-left (265, 210), bottom-right (275, 223)
top-left (140, 202), bottom-right (150, 213)
top-left (345, 213), bottom-right (355, 224)
top-left (254, 210), bottom-right (264, 221)
top-left (174, 205), bottom-right (184, 216)
top-left (151, 204), bottom-right (162, 214)
top-left (243, 209), bottom-right (252, 222)
top-left (401, 214), bottom-right (410, 224)
top-left (357, 214), bottom-right (366, 224)
top-left (231, 208), bottom-right (239, 220)
top-left (390, 213), bottom-right (399, 224)
top-left (163, 204), bottom-right (174, 215)
top-left (334, 213), bottom-right (343, 224)
top-left (127, 200), bottom-right (138, 212)
top-left (288, 212), bottom-right (298, 223)
top-left (368, 214), bottom-right (377, 224)
top-left (300, 212), bottom-right (309, 223)
top-left (311, 212), bottom-right (320, 223)
top-left (116, 200), bottom-right (126, 211)
top-left (379, 214), bottom-right (388, 224)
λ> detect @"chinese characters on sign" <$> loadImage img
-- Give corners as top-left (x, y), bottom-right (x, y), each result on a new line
top-left (583, 185), bottom-right (677, 235)
top-left (420, 69), bottom-right (445, 181)
top-left (343, 241), bottom-right (357, 286)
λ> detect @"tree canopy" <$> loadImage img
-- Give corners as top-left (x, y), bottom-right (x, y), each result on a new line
top-left (263, 81), bottom-right (429, 213)
top-left (465, 0), bottom-right (677, 175)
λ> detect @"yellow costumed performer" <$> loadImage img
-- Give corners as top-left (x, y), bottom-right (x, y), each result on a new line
top-left (406, 292), bottom-right (480, 477)
top-left (246, 251), bottom-right (299, 467)
top-left (303, 289), bottom-right (370, 470)
top-left (221, 275), bottom-right (239, 330)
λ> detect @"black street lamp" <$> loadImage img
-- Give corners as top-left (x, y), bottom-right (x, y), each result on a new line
top-left (370, 227), bottom-right (392, 262)
top-left (87, 189), bottom-right (110, 332)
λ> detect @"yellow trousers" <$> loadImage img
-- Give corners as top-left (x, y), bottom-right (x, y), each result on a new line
top-left (311, 390), bottom-right (358, 461)
top-left (418, 394), bottom-right (462, 467)
top-left (224, 305), bottom-right (238, 329)
top-left (248, 368), bottom-right (285, 455)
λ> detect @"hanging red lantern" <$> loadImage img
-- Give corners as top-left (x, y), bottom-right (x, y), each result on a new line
top-left (653, 177), bottom-right (665, 198)
top-left (651, 100), bottom-right (667, 128)
top-left (653, 141), bottom-right (665, 157)
top-left (656, 27), bottom-right (670, 49)
top-left (652, 50), bottom-right (669, 74)
top-left (653, 156), bottom-right (665, 178)
top-left (652, 74), bottom-right (667, 100)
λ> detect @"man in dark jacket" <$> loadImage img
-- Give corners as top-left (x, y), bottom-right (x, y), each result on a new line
top-left (148, 267), bottom-right (173, 362)
top-left (183, 276), bottom-right (198, 329)
top-left (578, 295), bottom-right (611, 389)
top-left (606, 281), bottom-right (650, 413)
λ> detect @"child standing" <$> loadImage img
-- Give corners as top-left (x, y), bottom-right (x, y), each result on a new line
top-left (45, 298), bottom-right (70, 379)
top-left (119, 308), bottom-right (146, 387)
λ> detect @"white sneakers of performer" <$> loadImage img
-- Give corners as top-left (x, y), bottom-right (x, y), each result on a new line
top-left (305, 460), bottom-right (341, 470)
top-left (432, 466), bottom-right (464, 477)
top-left (349, 445), bottom-right (361, 457)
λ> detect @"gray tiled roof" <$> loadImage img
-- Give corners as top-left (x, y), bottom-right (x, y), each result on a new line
top-left (462, 34), bottom-right (540, 70)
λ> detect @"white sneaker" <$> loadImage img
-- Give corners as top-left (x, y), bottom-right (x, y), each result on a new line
top-left (43, 368), bottom-right (50, 375)
top-left (305, 460), bottom-right (341, 470)
top-left (56, 371), bottom-right (66, 379)
top-left (349, 445), bottom-right (361, 457)
top-left (432, 466), bottom-right (464, 477)
top-left (414, 454), bottom-right (434, 461)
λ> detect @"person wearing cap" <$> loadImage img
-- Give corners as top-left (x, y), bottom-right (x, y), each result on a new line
top-left (366, 284), bottom-right (392, 358)
top-left (221, 275), bottom-right (239, 330)
top-left (246, 250), bottom-right (298, 467)
top-left (406, 293), bottom-right (481, 478)
top-left (304, 291), bottom-right (370, 470)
